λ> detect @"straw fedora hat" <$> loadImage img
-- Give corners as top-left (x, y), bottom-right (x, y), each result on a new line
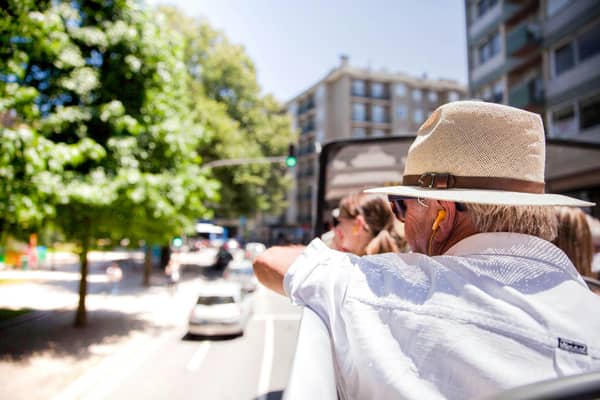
top-left (366, 101), bottom-right (593, 207)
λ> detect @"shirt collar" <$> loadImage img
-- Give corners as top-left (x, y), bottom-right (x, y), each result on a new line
top-left (445, 232), bottom-right (560, 259)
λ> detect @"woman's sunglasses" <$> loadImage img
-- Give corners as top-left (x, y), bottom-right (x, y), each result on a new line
top-left (388, 195), bottom-right (408, 222)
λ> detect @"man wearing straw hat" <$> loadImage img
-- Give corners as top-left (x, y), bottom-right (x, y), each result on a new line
top-left (254, 101), bottom-right (600, 399)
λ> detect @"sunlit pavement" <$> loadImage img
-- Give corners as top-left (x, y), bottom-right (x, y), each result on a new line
top-left (0, 256), bottom-right (188, 400)
top-left (0, 251), bottom-right (301, 400)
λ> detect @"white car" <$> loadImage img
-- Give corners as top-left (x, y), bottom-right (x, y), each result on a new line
top-left (224, 259), bottom-right (259, 292)
top-left (188, 281), bottom-right (251, 336)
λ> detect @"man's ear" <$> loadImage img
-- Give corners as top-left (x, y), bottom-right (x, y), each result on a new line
top-left (435, 201), bottom-right (457, 240)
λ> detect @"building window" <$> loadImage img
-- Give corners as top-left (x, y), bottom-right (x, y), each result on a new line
top-left (580, 93), bottom-right (600, 131)
top-left (372, 129), bottom-right (386, 137)
top-left (371, 82), bottom-right (385, 98)
top-left (553, 22), bottom-right (600, 77)
top-left (352, 103), bottom-right (366, 121)
top-left (448, 91), bottom-right (460, 102)
top-left (492, 80), bottom-right (503, 103)
top-left (428, 91), bottom-right (438, 103)
top-left (372, 105), bottom-right (387, 123)
top-left (551, 105), bottom-right (576, 136)
top-left (546, 0), bottom-right (570, 17)
top-left (352, 80), bottom-right (366, 97)
top-left (395, 83), bottom-right (407, 97)
top-left (395, 104), bottom-right (407, 119)
top-left (352, 127), bottom-right (367, 138)
top-left (477, 0), bottom-right (498, 17)
top-left (478, 31), bottom-right (501, 66)
top-left (578, 23), bottom-right (600, 63)
top-left (554, 42), bottom-right (575, 75)
top-left (412, 89), bottom-right (422, 102)
top-left (413, 109), bottom-right (424, 124)
top-left (482, 86), bottom-right (492, 101)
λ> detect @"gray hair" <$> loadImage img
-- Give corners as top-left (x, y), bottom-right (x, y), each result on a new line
top-left (463, 204), bottom-right (557, 242)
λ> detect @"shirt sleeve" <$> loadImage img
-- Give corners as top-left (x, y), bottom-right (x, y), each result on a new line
top-left (284, 238), bottom-right (354, 328)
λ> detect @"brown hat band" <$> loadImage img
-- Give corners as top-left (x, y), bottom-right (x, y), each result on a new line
top-left (403, 173), bottom-right (545, 194)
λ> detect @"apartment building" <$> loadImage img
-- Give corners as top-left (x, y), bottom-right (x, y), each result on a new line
top-left (466, 0), bottom-right (600, 216)
top-left (285, 57), bottom-right (466, 233)
top-left (466, 0), bottom-right (600, 143)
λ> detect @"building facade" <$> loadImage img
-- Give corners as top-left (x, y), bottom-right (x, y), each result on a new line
top-left (285, 57), bottom-right (466, 235)
top-left (466, 0), bottom-right (600, 217)
top-left (466, 0), bottom-right (600, 143)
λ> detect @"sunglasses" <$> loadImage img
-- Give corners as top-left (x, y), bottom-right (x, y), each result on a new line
top-left (388, 195), bottom-right (409, 222)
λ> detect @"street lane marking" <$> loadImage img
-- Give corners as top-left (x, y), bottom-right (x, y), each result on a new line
top-left (186, 341), bottom-right (211, 372)
top-left (257, 317), bottom-right (274, 400)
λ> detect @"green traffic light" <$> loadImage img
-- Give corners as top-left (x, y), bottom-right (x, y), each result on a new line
top-left (285, 156), bottom-right (297, 167)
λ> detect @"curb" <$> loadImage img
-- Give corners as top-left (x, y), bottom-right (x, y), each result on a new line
top-left (0, 309), bottom-right (53, 331)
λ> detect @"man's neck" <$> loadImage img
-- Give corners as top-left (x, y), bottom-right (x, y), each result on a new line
top-left (440, 215), bottom-right (479, 254)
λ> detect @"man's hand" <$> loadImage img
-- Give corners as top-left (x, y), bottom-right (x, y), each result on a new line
top-left (253, 245), bottom-right (306, 295)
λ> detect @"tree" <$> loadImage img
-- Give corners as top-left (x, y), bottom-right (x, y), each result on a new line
top-left (159, 7), bottom-right (296, 219)
top-left (1, 0), bottom-right (217, 326)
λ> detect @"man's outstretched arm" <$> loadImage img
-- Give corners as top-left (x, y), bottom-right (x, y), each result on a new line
top-left (253, 246), bottom-right (306, 295)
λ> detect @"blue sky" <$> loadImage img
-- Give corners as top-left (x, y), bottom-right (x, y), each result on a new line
top-left (148, 0), bottom-right (468, 102)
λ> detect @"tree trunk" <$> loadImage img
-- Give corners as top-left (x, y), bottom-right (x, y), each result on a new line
top-left (143, 245), bottom-right (152, 287)
top-left (74, 236), bottom-right (89, 327)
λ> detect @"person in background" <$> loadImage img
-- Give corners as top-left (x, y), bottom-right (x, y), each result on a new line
top-left (254, 101), bottom-right (600, 399)
top-left (554, 207), bottom-right (593, 278)
top-left (332, 193), bottom-right (407, 255)
top-left (586, 214), bottom-right (600, 279)
top-left (165, 257), bottom-right (181, 295)
top-left (106, 262), bottom-right (123, 294)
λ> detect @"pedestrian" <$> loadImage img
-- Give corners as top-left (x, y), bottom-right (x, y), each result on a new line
top-left (106, 262), bottom-right (123, 294)
top-left (165, 257), bottom-right (180, 295)
top-left (214, 243), bottom-right (233, 272)
top-left (332, 192), bottom-right (407, 255)
top-left (254, 101), bottom-right (600, 399)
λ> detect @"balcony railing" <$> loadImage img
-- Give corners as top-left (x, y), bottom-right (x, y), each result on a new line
top-left (370, 92), bottom-right (390, 100)
top-left (301, 122), bottom-right (315, 135)
top-left (351, 87), bottom-right (390, 100)
top-left (371, 116), bottom-right (391, 124)
top-left (506, 22), bottom-right (540, 57)
top-left (296, 99), bottom-right (315, 115)
top-left (509, 78), bottom-right (544, 109)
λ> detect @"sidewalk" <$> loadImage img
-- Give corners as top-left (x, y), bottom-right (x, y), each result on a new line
top-left (0, 253), bottom-right (203, 400)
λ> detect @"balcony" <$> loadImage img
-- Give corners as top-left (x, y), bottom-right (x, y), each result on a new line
top-left (544, 0), bottom-right (600, 44)
top-left (506, 23), bottom-right (540, 57)
top-left (370, 91), bottom-right (390, 100)
top-left (297, 141), bottom-right (317, 157)
top-left (300, 121), bottom-right (315, 135)
top-left (546, 53), bottom-right (600, 105)
top-left (351, 88), bottom-right (367, 97)
top-left (468, 1), bottom-right (522, 44)
top-left (296, 99), bottom-right (315, 115)
top-left (509, 78), bottom-right (544, 109)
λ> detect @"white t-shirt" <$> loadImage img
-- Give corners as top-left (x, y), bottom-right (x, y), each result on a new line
top-left (284, 233), bottom-right (600, 400)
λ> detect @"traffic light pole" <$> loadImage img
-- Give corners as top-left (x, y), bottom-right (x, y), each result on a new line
top-left (201, 156), bottom-right (288, 169)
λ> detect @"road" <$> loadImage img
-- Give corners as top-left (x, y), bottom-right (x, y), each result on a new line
top-left (0, 250), bottom-right (302, 400)
top-left (103, 287), bottom-right (301, 400)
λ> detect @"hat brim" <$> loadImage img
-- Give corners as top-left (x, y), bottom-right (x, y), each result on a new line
top-left (364, 186), bottom-right (594, 207)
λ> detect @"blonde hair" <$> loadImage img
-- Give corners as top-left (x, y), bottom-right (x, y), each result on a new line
top-left (338, 193), bottom-right (407, 254)
top-left (463, 203), bottom-right (557, 242)
top-left (553, 207), bottom-right (593, 277)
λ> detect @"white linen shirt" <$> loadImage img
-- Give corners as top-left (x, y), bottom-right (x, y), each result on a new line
top-left (283, 233), bottom-right (600, 400)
